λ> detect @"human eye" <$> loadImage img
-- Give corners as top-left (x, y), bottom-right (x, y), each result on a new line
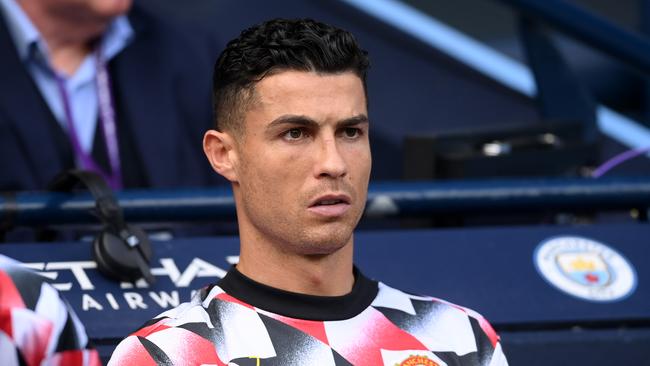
top-left (282, 128), bottom-right (307, 141)
top-left (341, 127), bottom-right (362, 139)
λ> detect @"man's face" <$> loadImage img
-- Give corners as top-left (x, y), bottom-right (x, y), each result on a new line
top-left (41, 0), bottom-right (132, 25)
top-left (232, 70), bottom-right (371, 256)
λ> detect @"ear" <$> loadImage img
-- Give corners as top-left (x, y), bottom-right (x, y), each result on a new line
top-left (203, 129), bottom-right (239, 182)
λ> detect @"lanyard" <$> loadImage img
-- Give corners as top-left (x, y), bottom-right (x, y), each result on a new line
top-left (55, 50), bottom-right (123, 190)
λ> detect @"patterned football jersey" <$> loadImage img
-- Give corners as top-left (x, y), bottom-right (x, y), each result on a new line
top-left (0, 254), bottom-right (100, 366)
top-left (109, 267), bottom-right (507, 366)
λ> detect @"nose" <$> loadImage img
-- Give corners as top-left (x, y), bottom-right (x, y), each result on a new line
top-left (314, 136), bottom-right (347, 179)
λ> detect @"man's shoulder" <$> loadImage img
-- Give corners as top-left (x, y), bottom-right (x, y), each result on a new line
top-left (372, 281), bottom-right (505, 365)
top-left (108, 285), bottom-right (229, 365)
top-left (373, 280), bottom-right (494, 322)
top-left (0, 255), bottom-right (100, 365)
top-left (0, 254), bottom-right (57, 308)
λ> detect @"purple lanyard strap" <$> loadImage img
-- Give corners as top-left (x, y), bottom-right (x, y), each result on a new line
top-left (55, 50), bottom-right (123, 190)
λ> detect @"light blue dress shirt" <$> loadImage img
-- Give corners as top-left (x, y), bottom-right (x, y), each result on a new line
top-left (0, 0), bottom-right (134, 154)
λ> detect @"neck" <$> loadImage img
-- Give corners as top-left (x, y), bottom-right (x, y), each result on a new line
top-left (236, 226), bottom-right (355, 297)
top-left (18, 1), bottom-right (106, 75)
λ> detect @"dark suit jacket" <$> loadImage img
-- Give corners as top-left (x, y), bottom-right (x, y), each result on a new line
top-left (0, 3), bottom-right (223, 191)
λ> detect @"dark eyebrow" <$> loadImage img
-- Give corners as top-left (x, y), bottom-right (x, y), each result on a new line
top-left (266, 114), bottom-right (369, 130)
top-left (267, 115), bottom-right (319, 130)
top-left (338, 114), bottom-right (369, 127)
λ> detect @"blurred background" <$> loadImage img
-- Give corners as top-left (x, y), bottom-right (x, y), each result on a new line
top-left (1, 0), bottom-right (649, 364)
top-left (143, 0), bottom-right (650, 180)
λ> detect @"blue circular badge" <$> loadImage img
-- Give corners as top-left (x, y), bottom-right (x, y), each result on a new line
top-left (534, 236), bottom-right (637, 302)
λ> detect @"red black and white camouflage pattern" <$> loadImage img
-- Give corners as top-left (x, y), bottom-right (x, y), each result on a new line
top-left (109, 276), bottom-right (507, 366)
top-left (0, 254), bottom-right (100, 366)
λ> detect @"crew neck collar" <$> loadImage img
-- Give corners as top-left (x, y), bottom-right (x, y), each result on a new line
top-left (216, 266), bottom-right (379, 321)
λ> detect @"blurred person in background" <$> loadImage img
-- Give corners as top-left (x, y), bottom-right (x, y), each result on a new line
top-left (0, 0), bottom-right (221, 192)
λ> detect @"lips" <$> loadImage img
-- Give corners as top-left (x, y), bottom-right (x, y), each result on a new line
top-left (308, 193), bottom-right (352, 217)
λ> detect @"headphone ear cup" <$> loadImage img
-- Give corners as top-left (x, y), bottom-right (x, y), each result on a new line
top-left (93, 225), bottom-right (153, 283)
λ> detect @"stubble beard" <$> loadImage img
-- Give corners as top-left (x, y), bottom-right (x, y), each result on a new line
top-left (236, 145), bottom-right (368, 258)
top-left (244, 198), bottom-right (362, 258)
top-left (240, 183), bottom-right (364, 258)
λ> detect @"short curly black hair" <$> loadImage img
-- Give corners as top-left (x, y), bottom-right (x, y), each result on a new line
top-left (212, 18), bottom-right (370, 134)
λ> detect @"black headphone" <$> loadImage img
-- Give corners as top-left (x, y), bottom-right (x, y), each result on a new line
top-left (49, 170), bottom-right (155, 285)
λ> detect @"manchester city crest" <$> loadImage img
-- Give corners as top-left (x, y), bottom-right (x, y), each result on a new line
top-left (534, 236), bottom-right (637, 302)
top-left (556, 251), bottom-right (610, 287)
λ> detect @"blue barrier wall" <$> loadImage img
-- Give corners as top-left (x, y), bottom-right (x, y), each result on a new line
top-left (1, 223), bottom-right (648, 364)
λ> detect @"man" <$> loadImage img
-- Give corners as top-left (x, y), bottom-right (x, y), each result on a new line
top-left (109, 18), bottom-right (508, 366)
top-left (0, 0), bottom-right (219, 191)
top-left (0, 254), bottom-right (100, 365)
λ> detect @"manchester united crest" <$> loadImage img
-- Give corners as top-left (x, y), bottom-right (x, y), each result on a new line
top-left (397, 355), bottom-right (439, 366)
top-left (381, 350), bottom-right (445, 366)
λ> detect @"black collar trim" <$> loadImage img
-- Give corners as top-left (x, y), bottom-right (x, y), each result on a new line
top-left (216, 266), bottom-right (378, 321)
